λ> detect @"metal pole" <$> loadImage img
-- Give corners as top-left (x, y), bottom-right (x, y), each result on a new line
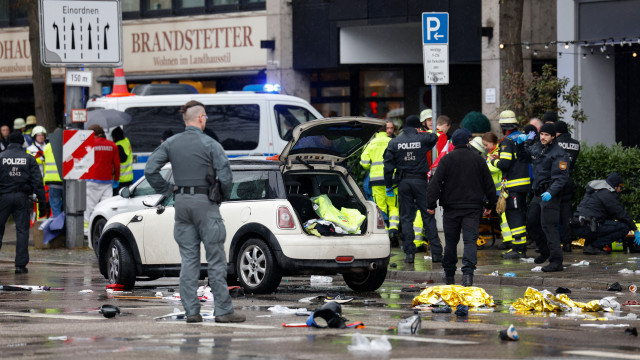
top-left (64, 68), bottom-right (86, 248)
top-left (431, 84), bottom-right (438, 163)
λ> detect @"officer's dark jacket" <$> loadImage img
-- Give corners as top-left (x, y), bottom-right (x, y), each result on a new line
top-left (0, 143), bottom-right (45, 200)
top-left (145, 126), bottom-right (233, 201)
top-left (490, 131), bottom-right (531, 192)
top-left (427, 145), bottom-right (497, 210)
top-left (575, 180), bottom-right (637, 231)
top-left (383, 127), bottom-right (437, 189)
top-left (555, 133), bottom-right (580, 175)
top-left (521, 139), bottom-right (569, 196)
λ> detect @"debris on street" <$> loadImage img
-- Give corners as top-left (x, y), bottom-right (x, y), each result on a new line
top-left (347, 333), bottom-right (391, 353)
top-left (499, 324), bottom-right (519, 341)
top-left (511, 287), bottom-right (621, 312)
top-left (412, 285), bottom-right (494, 308)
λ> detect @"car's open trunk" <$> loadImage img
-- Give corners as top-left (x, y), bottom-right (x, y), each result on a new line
top-left (283, 171), bottom-right (368, 235)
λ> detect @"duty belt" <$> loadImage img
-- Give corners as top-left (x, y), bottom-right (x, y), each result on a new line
top-left (176, 186), bottom-right (209, 195)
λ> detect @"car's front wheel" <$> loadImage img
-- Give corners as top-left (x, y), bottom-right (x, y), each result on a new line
top-left (343, 268), bottom-right (387, 292)
top-left (91, 217), bottom-right (106, 257)
top-left (105, 238), bottom-right (136, 290)
top-left (236, 238), bottom-right (281, 294)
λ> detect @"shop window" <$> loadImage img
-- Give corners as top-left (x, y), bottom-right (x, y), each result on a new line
top-left (122, 0), bottom-right (141, 12)
top-left (274, 104), bottom-right (319, 141)
top-left (146, 0), bottom-right (172, 10)
top-left (181, 0), bottom-right (205, 7)
top-left (0, 2), bottom-right (9, 24)
top-left (360, 70), bottom-right (404, 120)
top-left (310, 70), bottom-right (351, 117)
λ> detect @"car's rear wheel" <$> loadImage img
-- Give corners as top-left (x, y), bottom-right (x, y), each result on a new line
top-left (91, 217), bottom-right (106, 257)
top-left (105, 238), bottom-right (136, 290)
top-left (236, 238), bottom-right (281, 294)
top-left (343, 268), bottom-right (387, 292)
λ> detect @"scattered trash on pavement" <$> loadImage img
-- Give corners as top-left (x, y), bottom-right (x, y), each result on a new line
top-left (618, 268), bottom-right (635, 274)
top-left (625, 327), bottom-right (638, 336)
top-left (155, 291), bottom-right (163, 298)
top-left (228, 286), bottom-right (245, 298)
top-left (629, 284), bottom-right (637, 293)
top-left (622, 300), bottom-right (640, 306)
top-left (113, 295), bottom-right (161, 299)
top-left (412, 285), bottom-right (494, 308)
top-left (325, 292), bottom-right (354, 303)
top-left (511, 287), bottom-right (620, 312)
top-left (347, 333), bottom-right (392, 353)
top-left (78, 290), bottom-right (93, 294)
top-left (106, 284), bottom-right (125, 291)
top-left (503, 273), bottom-right (516, 277)
top-left (455, 305), bottom-right (469, 317)
top-left (519, 258), bottom-right (535, 263)
top-left (310, 275), bottom-right (333, 284)
top-left (298, 295), bottom-right (323, 303)
top-left (571, 260), bottom-right (590, 266)
top-left (499, 324), bottom-right (519, 341)
top-left (489, 271), bottom-right (499, 276)
top-left (424, 256), bottom-right (432, 260)
top-left (397, 314), bottom-right (421, 334)
top-left (0, 285), bottom-right (63, 291)
top-left (531, 266), bottom-right (543, 272)
top-left (607, 282), bottom-right (623, 292)
top-left (555, 287), bottom-right (571, 294)
top-left (431, 305), bottom-right (452, 313)
top-left (389, 263), bottom-right (397, 268)
top-left (267, 305), bottom-right (308, 314)
top-left (48, 336), bottom-right (68, 341)
top-left (580, 324), bottom-right (630, 328)
top-left (99, 304), bottom-right (120, 318)
top-left (283, 302), bottom-right (364, 329)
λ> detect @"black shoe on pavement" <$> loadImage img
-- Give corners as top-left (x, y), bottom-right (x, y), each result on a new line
top-left (462, 274), bottom-right (473, 287)
top-left (497, 242), bottom-right (512, 250)
top-left (562, 243), bottom-right (572, 252)
top-left (541, 263), bottom-right (564, 272)
top-left (404, 253), bottom-right (415, 264)
top-left (534, 255), bottom-right (549, 264)
top-left (186, 314), bottom-right (203, 323)
top-left (583, 245), bottom-right (608, 255)
top-left (215, 312), bottom-right (246, 323)
top-left (15, 266), bottom-right (28, 274)
top-left (431, 254), bottom-right (442, 263)
top-left (501, 250), bottom-right (525, 259)
top-left (415, 244), bottom-right (428, 253)
top-left (442, 273), bottom-right (455, 285)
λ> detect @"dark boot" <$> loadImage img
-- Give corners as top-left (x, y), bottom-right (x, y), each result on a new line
top-left (462, 274), bottom-right (474, 287)
top-left (186, 314), bottom-right (203, 323)
top-left (534, 254), bottom-right (549, 264)
top-left (501, 244), bottom-right (526, 259)
top-left (497, 241), bottom-right (512, 250)
top-left (442, 273), bottom-right (454, 285)
top-left (541, 263), bottom-right (564, 272)
top-left (431, 254), bottom-right (442, 263)
top-left (583, 245), bottom-right (608, 255)
top-left (404, 253), bottom-right (415, 264)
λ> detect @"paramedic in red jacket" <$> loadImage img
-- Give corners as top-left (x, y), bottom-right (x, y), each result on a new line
top-left (84, 124), bottom-right (120, 236)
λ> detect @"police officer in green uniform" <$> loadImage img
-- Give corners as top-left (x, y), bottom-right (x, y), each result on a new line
top-left (145, 100), bottom-right (245, 323)
top-left (0, 131), bottom-right (45, 274)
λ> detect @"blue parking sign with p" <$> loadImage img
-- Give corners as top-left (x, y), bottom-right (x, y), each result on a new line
top-left (422, 13), bottom-right (448, 44)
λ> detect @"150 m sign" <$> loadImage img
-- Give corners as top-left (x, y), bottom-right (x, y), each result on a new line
top-left (39, 0), bottom-right (122, 66)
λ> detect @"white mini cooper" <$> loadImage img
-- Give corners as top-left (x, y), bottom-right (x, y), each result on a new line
top-left (97, 118), bottom-right (390, 293)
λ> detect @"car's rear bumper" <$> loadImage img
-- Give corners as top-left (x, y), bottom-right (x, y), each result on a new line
top-left (274, 251), bottom-right (390, 276)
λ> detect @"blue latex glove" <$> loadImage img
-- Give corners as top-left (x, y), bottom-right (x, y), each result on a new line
top-left (386, 188), bottom-right (394, 197)
top-left (516, 134), bottom-right (528, 144)
top-left (527, 131), bottom-right (536, 140)
top-left (541, 192), bottom-right (552, 202)
top-left (113, 181), bottom-right (120, 189)
top-left (634, 230), bottom-right (640, 246)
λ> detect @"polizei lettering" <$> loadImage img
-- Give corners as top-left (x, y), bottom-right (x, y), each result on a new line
top-left (398, 142), bottom-right (421, 150)
top-left (2, 158), bottom-right (26, 165)
top-left (558, 142), bottom-right (580, 151)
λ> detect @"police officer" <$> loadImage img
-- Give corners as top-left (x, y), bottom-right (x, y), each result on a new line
top-left (518, 122), bottom-right (569, 272)
top-left (554, 120), bottom-right (581, 252)
top-left (489, 110), bottom-right (531, 258)
top-left (0, 131), bottom-right (45, 274)
top-left (573, 172), bottom-right (640, 254)
top-left (360, 122), bottom-right (400, 242)
top-left (383, 115), bottom-right (438, 263)
top-left (145, 100), bottom-right (245, 324)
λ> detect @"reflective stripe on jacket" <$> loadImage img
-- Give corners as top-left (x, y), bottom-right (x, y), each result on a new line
top-left (116, 138), bottom-right (133, 182)
top-left (43, 142), bottom-right (61, 184)
top-left (360, 132), bottom-right (391, 186)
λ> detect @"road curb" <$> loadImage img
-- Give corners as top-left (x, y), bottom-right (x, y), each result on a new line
top-left (387, 270), bottom-right (612, 290)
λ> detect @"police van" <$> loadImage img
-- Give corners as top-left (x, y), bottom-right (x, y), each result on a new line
top-left (86, 87), bottom-right (323, 181)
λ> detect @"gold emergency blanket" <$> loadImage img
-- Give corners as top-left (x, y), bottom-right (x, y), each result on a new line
top-left (510, 287), bottom-right (603, 312)
top-left (411, 285), bottom-right (494, 308)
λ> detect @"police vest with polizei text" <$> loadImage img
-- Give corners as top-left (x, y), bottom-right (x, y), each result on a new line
top-left (398, 142), bottom-right (421, 150)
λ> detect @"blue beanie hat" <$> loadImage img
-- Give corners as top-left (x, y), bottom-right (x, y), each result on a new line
top-left (405, 115), bottom-right (421, 129)
top-left (606, 172), bottom-right (624, 188)
top-left (451, 128), bottom-right (472, 146)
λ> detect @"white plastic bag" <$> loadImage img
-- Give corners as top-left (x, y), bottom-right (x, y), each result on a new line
top-left (347, 333), bottom-right (392, 353)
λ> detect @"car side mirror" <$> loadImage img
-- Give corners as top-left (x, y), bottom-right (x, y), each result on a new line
top-left (120, 186), bottom-right (131, 198)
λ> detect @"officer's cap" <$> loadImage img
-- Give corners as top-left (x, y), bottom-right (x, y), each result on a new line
top-left (405, 115), bottom-right (421, 129)
top-left (8, 131), bottom-right (24, 144)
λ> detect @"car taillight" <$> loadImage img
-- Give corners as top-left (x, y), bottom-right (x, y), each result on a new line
top-left (376, 207), bottom-right (385, 229)
top-left (278, 206), bottom-right (295, 229)
top-left (336, 256), bottom-right (354, 263)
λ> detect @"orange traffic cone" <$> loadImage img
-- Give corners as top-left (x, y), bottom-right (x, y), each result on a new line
top-left (106, 68), bottom-right (133, 97)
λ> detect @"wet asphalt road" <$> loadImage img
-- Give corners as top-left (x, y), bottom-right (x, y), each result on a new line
top-left (1, 249), bottom-right (640, 360)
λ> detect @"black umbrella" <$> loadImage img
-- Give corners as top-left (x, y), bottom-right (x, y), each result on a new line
top-left (86, 109), bottom-right (132, 129)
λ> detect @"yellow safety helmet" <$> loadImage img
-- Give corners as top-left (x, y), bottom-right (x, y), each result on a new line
top-left (13, 118), bottom-right (25, 130)
top-left (469, 136), bottom-right (485, 153)
top-left (420, 109), bottom-right (433, 123)
top-left (31, 125), bottom-right (47, 136)
top-left (498, 110), bottom-right (517, 125)
top-left (26, 115), bottom-right (37, 126)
